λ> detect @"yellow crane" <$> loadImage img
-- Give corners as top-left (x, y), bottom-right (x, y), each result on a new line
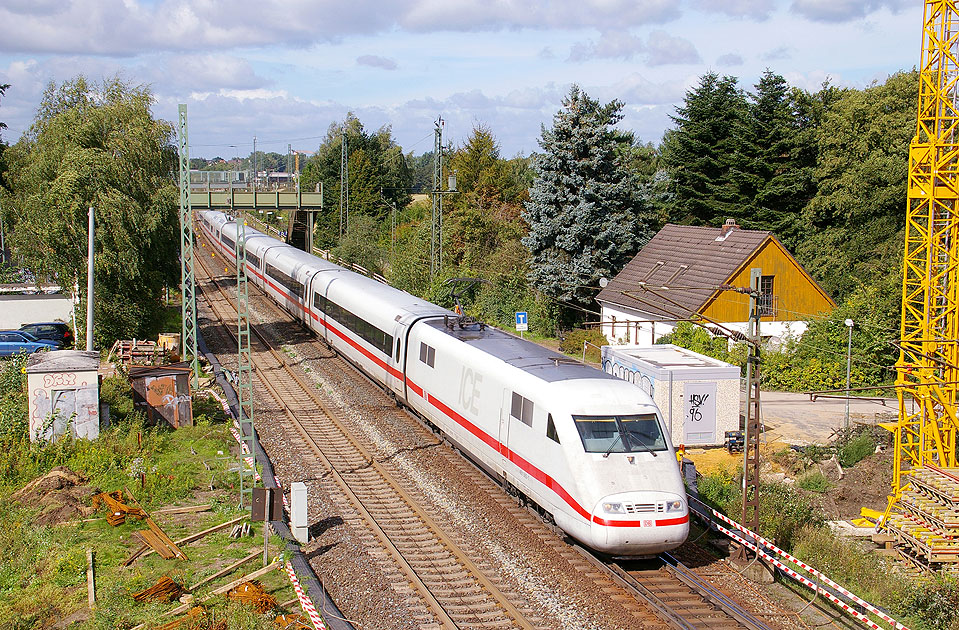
top-left (881, 0), bottom-right (959, 569)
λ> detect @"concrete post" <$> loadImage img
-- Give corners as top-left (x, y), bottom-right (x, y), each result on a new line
top-left (291, 482), bottom-right (308, 543)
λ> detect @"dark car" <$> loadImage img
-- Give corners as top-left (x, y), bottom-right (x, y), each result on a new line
top-left (20, 322), bottom-right (73, 349)
top-left (0, 330), bottom-right (59, 357)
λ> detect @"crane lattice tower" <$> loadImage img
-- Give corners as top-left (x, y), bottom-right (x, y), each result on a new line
top-left (886, 0), bottom-right (959, 521)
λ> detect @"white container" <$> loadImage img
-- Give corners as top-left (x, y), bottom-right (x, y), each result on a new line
top-left (601, 344), bottom-right (740, 447)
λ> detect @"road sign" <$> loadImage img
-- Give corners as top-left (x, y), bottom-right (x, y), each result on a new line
top-left (515, 311), bottom-right (528, 332)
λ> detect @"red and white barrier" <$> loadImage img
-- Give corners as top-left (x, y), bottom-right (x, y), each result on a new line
top-left (689, 499), bottom-right (910, 630)
top-left (285, 560), bottom-right (328, 630)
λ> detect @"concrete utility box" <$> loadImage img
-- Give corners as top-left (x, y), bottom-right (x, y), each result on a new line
top-left (26, 350), bottom-right (100, 442)
top-left (601, 344), bottom-right (740, 447)
top-left (129, 363), bottom-right (194, 428)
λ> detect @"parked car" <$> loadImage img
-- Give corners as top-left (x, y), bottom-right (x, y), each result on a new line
top-left (19, 322), bottom-right (73, 349)
top-left (0, 330), bottom-right (60, 357)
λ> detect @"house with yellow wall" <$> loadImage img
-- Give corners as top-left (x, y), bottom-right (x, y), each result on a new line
top-left (595, 219), bottom-right (835, 346)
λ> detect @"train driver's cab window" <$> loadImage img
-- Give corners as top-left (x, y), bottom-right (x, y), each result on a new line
top-left (419, 342), bottom-right (435, 368)
top-left (546, 414), bottom-right (560, 444)
top-left (573, 414), bottom-right (667, 454)
top-left (511, 392), bottom-right (534, 427)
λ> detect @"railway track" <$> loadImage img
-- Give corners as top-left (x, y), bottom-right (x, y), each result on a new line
top-left (191, 226), bottom-right (799, 630)
top-left (194, 246), bottom-right (541, 630)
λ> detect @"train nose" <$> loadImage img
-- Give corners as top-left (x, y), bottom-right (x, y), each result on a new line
top-left (590, 493), bottom-right (690, 556)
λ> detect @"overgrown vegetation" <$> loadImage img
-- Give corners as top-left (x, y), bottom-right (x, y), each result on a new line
top-left (0, 352), bottom-right (286, 627)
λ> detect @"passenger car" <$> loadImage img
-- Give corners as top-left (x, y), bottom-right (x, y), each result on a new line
top-left (19, 322), bottom-right (73, 349)
top-left (199, 211), bottom-right (689, 556)
top-left (0, 330), bottom-right (60, 356)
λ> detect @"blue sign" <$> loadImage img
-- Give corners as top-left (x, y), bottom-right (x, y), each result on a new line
top-left (515, 311), bottom-right (528, 332)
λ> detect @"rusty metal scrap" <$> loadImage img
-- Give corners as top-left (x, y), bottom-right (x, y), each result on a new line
top-left (274, 613), bottom-right (312, 629)
top-left (91, 490), bottom-right (147, 525)
top-left (155, 607), bottom-right (227, 630)
top-left (132, 576), bottom-right (184, 603)
top-left (226, 580), bottom-right (277, 614)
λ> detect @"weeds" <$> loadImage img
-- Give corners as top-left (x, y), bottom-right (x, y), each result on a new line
top-left (796, 471), bottom-right (832, 493)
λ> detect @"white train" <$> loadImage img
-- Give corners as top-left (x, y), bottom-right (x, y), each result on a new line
top-left (198, 211), bottom-right (689, 556)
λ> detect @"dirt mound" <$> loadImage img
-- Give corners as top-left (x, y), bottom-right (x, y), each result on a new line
top-left (11, 467), bottom-right (98, 526)
top-left (811, 451), bottom-right (893, 520)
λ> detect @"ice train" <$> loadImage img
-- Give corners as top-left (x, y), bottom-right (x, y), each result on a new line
top-left (198, 210), bottom-right (688, 556)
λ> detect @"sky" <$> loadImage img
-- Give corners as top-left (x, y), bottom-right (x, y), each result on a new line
top-left (0, 0), bottom-right (918, 160)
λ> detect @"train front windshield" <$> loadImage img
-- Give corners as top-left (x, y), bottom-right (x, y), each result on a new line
top-left (573, 414), bottom-right (668, 454)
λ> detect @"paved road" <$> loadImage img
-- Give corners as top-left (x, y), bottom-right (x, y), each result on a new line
top-left (749, 391), bottom-right (898, 445)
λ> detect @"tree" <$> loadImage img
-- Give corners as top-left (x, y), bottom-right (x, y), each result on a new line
top-left (4, 76), bottom-right (179, 345)
top-left (523, 85), bottom-right (654, 324)
top-left (300, 113), bottom-right (411, 249)
top-left (795, 71), bottom-right (916, 302)
top-left (660, 73), bottom-right (749, 226)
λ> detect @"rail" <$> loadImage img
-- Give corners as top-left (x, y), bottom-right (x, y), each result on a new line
top-left (688, 496), bottom-right (910, 630)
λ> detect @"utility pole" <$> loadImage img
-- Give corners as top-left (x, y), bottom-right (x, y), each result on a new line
top-left (252, 136), bottom-right (258, 192)
top-left (431, 117), bottom-right (444, 281)
top-left (287, 144), bottom-right (292, 190)
top-left (742, 268), bottom-right (762, 535)
top-left (177, 104), bottom-right (199, 387)
top-left (340, 131), bottom-right (349, 240)
top-left (86, 207), bottom-right (94, 351)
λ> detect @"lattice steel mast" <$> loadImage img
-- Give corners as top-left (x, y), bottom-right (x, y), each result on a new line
top-left (236, 217), bottom-right (256, 507)
top-left (177, 104), bottom-right (199, 387)
top-left (431, 117), bottom-right (444, 281)
top-left (886, 0), bottom-right (959, 518)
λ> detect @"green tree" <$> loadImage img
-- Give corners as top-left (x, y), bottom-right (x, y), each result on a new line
top-left (660, 73), bottom-right (749, 226)
top-left (733, 71), bottom-right (820, 246)
top-left (300, 114), bottom-right (411, 249)
top-left (523, 85), bottom-right (654, 324)
top-left (4, 76), bottom-right (179, 345)
top-left (795, 71), bottom-right (916, 302)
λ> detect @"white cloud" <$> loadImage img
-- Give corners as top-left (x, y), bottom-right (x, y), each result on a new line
top-left (568, 30), bottom-right (700, 66)
top-left (790, 0), bottom-right (909, 23)
top-left (357, 55), bottom-right (398, 71)
top-left (716, 52), bottom-right (744, 66)
top-left (0, 0), bottom-right (682, 56)
top-left (693, 0), bottom-right (777, 19)
top-left (646, 30), bottom-right (702, 66)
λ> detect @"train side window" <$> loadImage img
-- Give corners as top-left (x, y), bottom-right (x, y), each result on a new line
top-left (419, 343), bottom-right (435, 368)
top-left (395, 339), bottom-right (401, 363)
top-left (546, 414), bottom-right (560, 444)
top-left (510, 392), bottom-right (533, 427)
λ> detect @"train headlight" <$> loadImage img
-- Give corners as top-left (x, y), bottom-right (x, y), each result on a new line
top-left (602, 502), bottom-right (625, 514)
top-left (665, 499), bottom-right (685, 513)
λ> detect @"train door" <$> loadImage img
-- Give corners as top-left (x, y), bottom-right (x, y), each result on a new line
top-left (497, 389), bottom-right (511, 458)
top-left (387, 319), bottom-right (407, 396)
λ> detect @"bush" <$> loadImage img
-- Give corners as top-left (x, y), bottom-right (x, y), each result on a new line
top-left (796, 470), bottom-right (832, 493)
top-left (0, 355), bottom-right (28, 441)
top-left (839, 433), bottom-right (876, 468)
top-left (697, 471), bottom-right (737, 513)
top-left (99, 374), bottom-right (134, 422)
top-left (899, 574), bottom-right (959, 630)
top-left (656, 321), bottom-right (731, 362)
top-left (559, 328), bottom-right (608, 363)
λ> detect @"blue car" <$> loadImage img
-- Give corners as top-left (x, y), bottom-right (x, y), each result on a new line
top-left (0, 330), bottom-right (60, 357)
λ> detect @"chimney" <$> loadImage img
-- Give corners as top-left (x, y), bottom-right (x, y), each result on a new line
top-left (716, 218), bottom-right (737, 242)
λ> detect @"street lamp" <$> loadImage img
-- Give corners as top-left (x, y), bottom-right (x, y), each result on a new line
top-left (844, 318), bottom-right (854, 435)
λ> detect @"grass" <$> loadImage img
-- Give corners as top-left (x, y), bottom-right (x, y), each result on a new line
top-left (0, 415), bottom-right (298, 628)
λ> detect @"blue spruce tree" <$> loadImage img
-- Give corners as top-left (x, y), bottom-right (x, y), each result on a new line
top-left (523, 85), bottom-right (653, 323)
